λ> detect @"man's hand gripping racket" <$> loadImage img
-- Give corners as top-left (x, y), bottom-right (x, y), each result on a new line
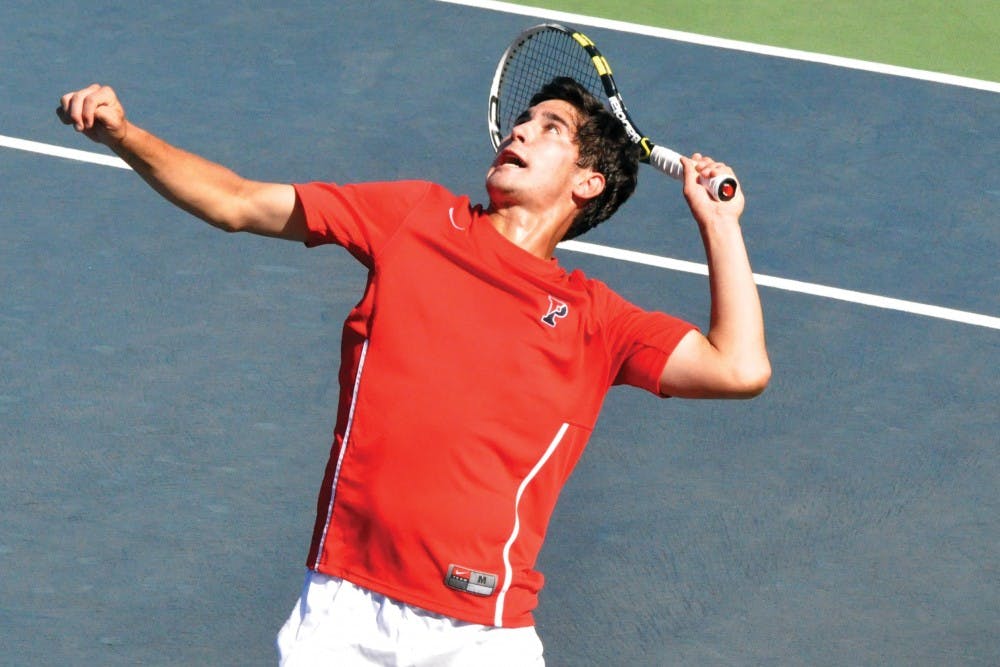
top-left (488, 23), bottom-right (738, 202)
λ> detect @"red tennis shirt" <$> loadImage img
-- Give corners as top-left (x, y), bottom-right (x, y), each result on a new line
top-left (294, 180), bottom-right (695, 628)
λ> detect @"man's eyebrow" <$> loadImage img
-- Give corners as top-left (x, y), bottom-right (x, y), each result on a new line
top-left (514, 107), bottom-right (577, 131)
top-left (539, 109), bottom-right (574, 129)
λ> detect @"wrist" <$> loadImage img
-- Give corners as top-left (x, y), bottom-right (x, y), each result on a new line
top-left (698, 213), bottom-right (742, 235)
top-left (111, 119), bottom-right (132, 151)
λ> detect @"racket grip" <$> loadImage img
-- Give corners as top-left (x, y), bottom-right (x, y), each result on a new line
top-left (648, 145), bottom-right (685, 180)
top-left (647, 145), bottom-right (739, 202)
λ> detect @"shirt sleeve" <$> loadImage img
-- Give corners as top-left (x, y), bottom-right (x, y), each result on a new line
top-left (604, 289), bottom-right (698, 396)
top-left (293, 180), bottom-right (434, 267)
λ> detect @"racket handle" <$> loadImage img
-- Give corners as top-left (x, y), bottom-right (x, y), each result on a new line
top-left (648, 145), bottom-right (739, 202)
top-left (648, 145), bottom-right (685, 180)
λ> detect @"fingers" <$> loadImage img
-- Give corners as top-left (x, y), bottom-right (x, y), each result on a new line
top-left (59, 83), bottom-right (101, 131)
top-left (57, 84), bottom-right (125, 142)
top-left (684, 153), bottom-right (733, 182)
top-left (679, 152), bottom-right (744, 221)
top-left (680, 153), bottom-right (738, 196)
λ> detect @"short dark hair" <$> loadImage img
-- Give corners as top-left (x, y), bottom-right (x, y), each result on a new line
top-left (529, 77), bottom-right (641, 240)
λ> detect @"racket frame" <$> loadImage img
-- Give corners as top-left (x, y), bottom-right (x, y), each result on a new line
top-left (488, 23), bottom-right (737, 201)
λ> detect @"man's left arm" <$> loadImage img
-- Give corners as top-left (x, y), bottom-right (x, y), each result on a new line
top-left (658, 154), bottom-right (771, 399)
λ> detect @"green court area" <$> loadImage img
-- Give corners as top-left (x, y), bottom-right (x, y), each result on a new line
top-left (512, 0), bottom-right (999, 82)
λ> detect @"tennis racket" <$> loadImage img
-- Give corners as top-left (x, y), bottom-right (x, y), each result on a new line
top-left (488, 23), bottom-right (738, 202)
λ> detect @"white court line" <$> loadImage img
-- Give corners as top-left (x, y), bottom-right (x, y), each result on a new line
top-left (436, 0), bottom-right (1000, 92)
top-left (558, 241), bottom-right (1000, 331)
top-left (0, 134), bottom-right (131, 169)
top-left (3, 133), bottom-right (998, 331)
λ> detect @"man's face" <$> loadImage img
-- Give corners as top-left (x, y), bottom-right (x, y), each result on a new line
top-left (486, 99), bottom-right (595, 212)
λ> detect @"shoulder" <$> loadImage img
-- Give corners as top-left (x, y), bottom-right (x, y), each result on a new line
top-left (567, 267), bottom-right (695, 338)
top-left (567, 269), bottom-right (630, 313)
top-left (294, 179), bottom-right (440, 203)
top-left (358, 180), bottom-right (471, 216)
top-left (294, 179), bottom-right (465, 228)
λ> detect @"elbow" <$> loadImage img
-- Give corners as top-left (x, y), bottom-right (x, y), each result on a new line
top-left (183, 204), bottom-right (245, 233)
top-left (200, 186), bottom-right (258, 233)
top-left (215, 217), bottom-right (245, 234)
top-left (200, 208), bottom-right (249, 234)
top-left (733, 360), bottom-right (771, 398)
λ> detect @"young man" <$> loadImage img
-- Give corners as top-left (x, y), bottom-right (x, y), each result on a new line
top-left (59, 77), bottom-right (769, 665)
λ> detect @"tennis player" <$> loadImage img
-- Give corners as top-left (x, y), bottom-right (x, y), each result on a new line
top-left (59, 78), bottom-right (769, 666)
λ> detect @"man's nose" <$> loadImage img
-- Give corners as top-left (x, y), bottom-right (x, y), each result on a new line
top-left (510, 119), bottom-right (534, 143)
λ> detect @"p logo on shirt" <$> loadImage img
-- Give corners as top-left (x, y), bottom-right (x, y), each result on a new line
top-left (541, 296), bottom-right (569, 328)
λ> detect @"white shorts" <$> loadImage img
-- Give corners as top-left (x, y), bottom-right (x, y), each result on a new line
top-left (276, 571), bottom-right (545, 666)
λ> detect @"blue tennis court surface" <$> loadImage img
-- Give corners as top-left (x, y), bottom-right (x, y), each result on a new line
top-left (2, 2), bottom-right (997, 665)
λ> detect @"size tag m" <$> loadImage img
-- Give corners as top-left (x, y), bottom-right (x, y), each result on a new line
top-left (445, 564), bottom-right (498, 597)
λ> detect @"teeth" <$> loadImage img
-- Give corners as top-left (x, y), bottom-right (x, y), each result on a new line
top-left (500, 152), bottom-right (524, 167)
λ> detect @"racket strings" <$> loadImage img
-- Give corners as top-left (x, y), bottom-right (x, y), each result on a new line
top-left (497, 30), bottom-right (606, 141)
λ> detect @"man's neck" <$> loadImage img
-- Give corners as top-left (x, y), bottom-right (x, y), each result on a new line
top-left (486, 206), bottom-right (572, 260)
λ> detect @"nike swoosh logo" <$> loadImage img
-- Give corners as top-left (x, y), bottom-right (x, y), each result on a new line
top-left (448, 207), bottom-right (467, 231)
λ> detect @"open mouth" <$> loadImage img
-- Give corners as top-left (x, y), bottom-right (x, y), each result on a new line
top-left (497, 150), bottom-right (527, 168)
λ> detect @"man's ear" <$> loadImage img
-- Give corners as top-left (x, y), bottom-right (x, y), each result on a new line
top-left (572, 170), bottom-right (606, 202)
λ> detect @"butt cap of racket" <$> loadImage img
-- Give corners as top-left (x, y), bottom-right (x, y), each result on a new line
top-left (704, 175), bottom-right (738, 202)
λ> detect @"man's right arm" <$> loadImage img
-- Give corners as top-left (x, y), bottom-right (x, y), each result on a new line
top-left (58, 84), bottom-right (307, 241)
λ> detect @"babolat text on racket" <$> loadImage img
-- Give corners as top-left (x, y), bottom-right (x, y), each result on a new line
top-left (489, 23), bottom-right (738, 202)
